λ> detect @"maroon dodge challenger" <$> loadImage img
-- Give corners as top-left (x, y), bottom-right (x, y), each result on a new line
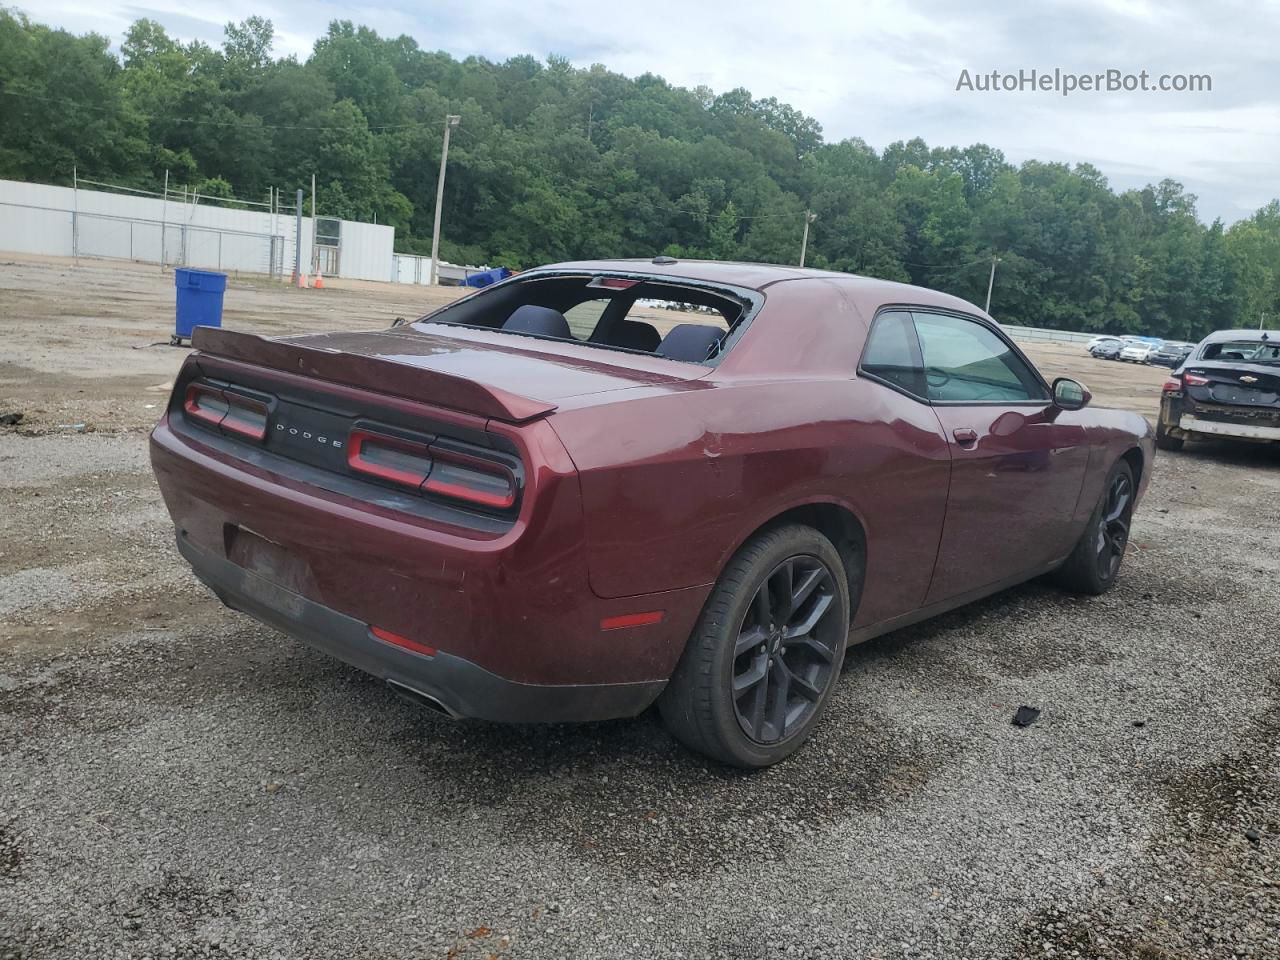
top-left (151, 259), bottom-right (1154, 767)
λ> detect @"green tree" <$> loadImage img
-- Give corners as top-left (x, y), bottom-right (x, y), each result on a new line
top-left (0, 8), bottom-right (1276, 340)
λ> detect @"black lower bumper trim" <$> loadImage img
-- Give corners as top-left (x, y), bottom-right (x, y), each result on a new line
top-left (176, 533), bottom-right (666, 723)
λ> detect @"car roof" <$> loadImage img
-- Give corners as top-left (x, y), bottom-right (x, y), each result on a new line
top-left (539, 258), bottom-right (858, 290)
top-left (1198, 329), bottom-right (1277, 343)
top-left (534, 258), bottom-right (988, 316)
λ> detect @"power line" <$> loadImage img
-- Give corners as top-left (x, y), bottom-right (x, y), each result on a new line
top-left (683, 209), bottom-right (803, 221)
top-left (900, 255), bottom-right (993, 270)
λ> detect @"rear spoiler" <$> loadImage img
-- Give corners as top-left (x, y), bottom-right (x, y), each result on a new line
top-left (191, 327), bottom-right (558, 424)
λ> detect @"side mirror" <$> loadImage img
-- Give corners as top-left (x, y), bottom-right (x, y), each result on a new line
top-left (1052, 377), bottom-right (1091, 411)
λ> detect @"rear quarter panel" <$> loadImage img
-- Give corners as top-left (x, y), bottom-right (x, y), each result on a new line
top-left (549, 377), bottom-right (953, 628)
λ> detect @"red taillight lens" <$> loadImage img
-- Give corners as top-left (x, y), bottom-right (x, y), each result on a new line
top-left (221, 394), bottom-right (268, 440)
top-left (1183, 372), bottom-right (1210, 386)
top-left (1162, 377), bottom-right (1183, 392)
top-left (422, 446), bottom-right (517, 509)
top-left (347, 429), bottom-right (433, 488)
top-left (346, 427), bottom-right (519, 510)
top-left (184, 383), bottom-right (230, 426)
top-left (183, 383), bottom-right (268, 441)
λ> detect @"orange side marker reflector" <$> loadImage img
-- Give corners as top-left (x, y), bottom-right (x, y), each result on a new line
top-left (600, 611), bottom-right (665, 631)
top-left (369, 625), bottom-right (437, 657)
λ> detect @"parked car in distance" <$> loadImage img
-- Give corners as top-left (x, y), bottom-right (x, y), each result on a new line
top-left (1086, 335), bottom-right (1122, 353)
top-left (1157, 329), bottom-right (1280, 450)
top-left (1150, 341), bottom-right (1195, 367)
top-left (1119, 338), bottom-right (1164, 363)
top-left (151, 259), bottom-right (1155, 768)
top-left (1090, 338), bottom-right (1122, 360)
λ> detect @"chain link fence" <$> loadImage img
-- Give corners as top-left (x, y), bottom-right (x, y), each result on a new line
top-left (1, 192), bottom-right (287, 277)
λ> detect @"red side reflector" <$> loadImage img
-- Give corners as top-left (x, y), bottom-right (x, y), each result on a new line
top-left (369, 625), bottom-right (437, 657)
top-left (600, 611), bottom-right (665, 631)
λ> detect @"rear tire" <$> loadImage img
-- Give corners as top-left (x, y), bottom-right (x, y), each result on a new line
top-left (659, 524), bottom-right (851, 768)
top-left (1055, 459), bottom-right (1136, 595)
top-left (1155, 416), bottom-right (1184, 451)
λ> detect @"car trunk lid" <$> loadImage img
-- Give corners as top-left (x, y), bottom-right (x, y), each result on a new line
top-left (1182, 361), bottom-right (1280, 408)
top-left (192, 326), bottom-right (704, 424)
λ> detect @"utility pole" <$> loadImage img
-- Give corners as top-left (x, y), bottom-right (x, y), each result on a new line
top-left (310, 172), bottom-right (318, 275)
top-left (984, 255), bottom-right (1002, 313)
top-left (429, 114), bottom-right (461, 285)
top-left (799, 210), bottom-right (817, 267)
top-left (293, 188), bottom-right (303, 287)
top-left (160, 170), bottom-right (171, 270)
top-left (72, 165), bottom-right (79, 263)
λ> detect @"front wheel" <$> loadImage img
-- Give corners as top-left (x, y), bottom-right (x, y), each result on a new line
top-left (1054, 459), bottom-right (1136, 595)
top-left (659, 524), bottom-right (851, 768)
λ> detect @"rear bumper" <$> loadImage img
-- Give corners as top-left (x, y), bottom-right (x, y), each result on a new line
top-left (1179, 414), bottom-right (1280, 442)
top-left (151, 414), bottom-right (711, 701)
top-left (179, 532), bottom-right (666, 722)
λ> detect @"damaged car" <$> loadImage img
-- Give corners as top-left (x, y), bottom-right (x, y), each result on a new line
top-left (151, 259), bottom-right (1154, 767)
top-left (1157, 329), bottom-right (1280, 451)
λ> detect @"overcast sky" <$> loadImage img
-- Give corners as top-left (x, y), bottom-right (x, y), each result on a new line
top-left (30, 0), bottom-right (1280, 224)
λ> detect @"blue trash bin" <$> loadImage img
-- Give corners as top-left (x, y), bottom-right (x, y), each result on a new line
top-left (174, 268), bottom-right (228, 341)
top-left (463, 266), bottom-right (512, 288)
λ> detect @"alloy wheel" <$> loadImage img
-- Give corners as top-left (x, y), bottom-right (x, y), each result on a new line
top-left (731, 555), bottom-right (840, 744)
top-left (1095, 471), bottom-right (1132, 580)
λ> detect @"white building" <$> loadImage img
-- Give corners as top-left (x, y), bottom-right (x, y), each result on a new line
top-left (0, 178), bottom-right (395, 282)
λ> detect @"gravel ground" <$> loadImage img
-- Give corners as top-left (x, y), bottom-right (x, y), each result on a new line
top-left (2, 257), bottom-right (1278, 959)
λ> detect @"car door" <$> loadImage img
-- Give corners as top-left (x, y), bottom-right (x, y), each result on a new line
top-left (910, 310), bottom-right (1091, 604)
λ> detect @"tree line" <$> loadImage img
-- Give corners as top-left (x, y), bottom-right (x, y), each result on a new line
top-left (1, 10), bottom-right (1277, 338)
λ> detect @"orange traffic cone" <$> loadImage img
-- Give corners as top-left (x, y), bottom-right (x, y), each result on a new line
top-left (296, 271), bottom-right (308, 288)
top-left (313, 269), bottom-right (325, 289)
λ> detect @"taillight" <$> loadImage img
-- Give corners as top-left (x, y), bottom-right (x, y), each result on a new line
top-left (346, 430), bottom-right (517, 509)
top-left (1183, 372), bottom-right (1210, 386)
top-left (1162, 377), bottom-right (1183, 392)
top-left (221, 395), bottom-right (268, 440)
top-left (347, 429), bottom-right (433, 488)
top-left (184, 383), bottom-right (230, 426)
top-left (422, 446), bottom-right (517, 509)
top-left (183, 383), bottom-right (269, 441)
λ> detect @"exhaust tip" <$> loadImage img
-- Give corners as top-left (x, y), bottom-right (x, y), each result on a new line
top-left (387, 679), bottom-right (459, 719)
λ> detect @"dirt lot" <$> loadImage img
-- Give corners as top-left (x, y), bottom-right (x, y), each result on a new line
top-left (1, 256), bottom-right (1277, 960)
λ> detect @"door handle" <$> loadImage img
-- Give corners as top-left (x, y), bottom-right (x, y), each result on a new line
top-left (952, 427), bottom-right (978, 444)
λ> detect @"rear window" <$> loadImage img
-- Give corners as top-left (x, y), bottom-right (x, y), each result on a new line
top-left (414, 273), bottom-right (753, 364)
top-left (1200, 340), bottom-right (1280, 362)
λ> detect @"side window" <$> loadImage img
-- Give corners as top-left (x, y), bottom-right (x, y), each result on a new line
top-left (912, 312), bottom-right (1047, 403)
top-left (861, 311), bottom-right (925, 398)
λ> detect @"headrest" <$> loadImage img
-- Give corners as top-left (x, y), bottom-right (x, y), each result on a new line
top-left (655, 323), bottom-right (724, 362)
top-left (503, 304), bottom-right (571, 339)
